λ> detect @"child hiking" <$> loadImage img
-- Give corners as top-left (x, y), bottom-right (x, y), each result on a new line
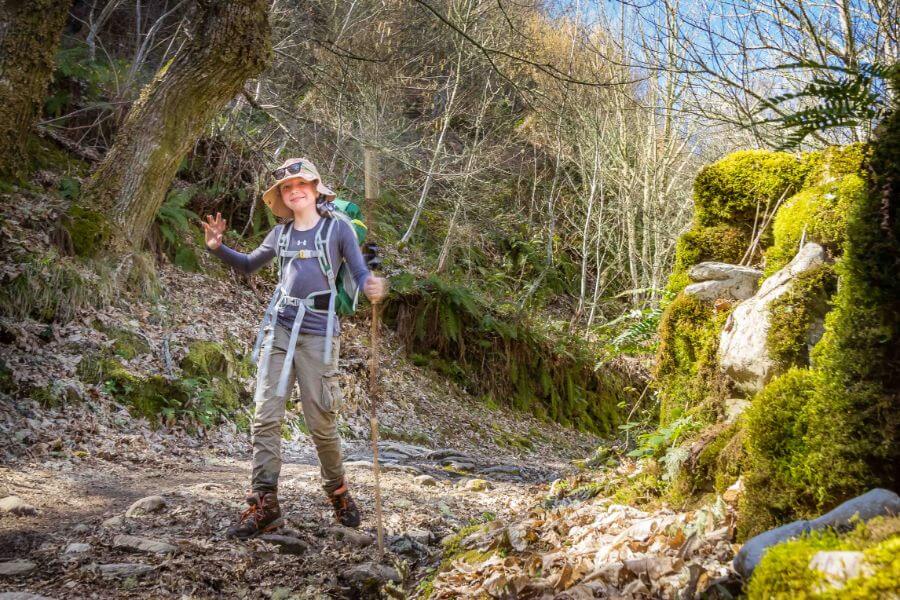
top-left (202, 158), bottom-right (387, 539)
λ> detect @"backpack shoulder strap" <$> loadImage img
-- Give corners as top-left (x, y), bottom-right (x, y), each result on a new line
top-left (314, 216), bottom-right (337, 279)
top-left (276, 221), bottom-right (293, 281)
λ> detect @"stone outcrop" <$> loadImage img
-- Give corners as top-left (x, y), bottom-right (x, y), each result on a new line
top-left (683, 262), bottom-right (762, 302)
top-left (718, 243), bottom-right (826, 392)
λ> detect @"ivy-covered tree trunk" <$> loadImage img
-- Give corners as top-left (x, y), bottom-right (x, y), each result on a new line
top-left (76, 0), bottom-right (271, 255)
top-left (0, 0), bottom-right (72, 180)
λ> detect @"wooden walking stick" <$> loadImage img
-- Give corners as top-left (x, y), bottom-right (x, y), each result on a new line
top-left (368, 296), bottom-right (386, 557)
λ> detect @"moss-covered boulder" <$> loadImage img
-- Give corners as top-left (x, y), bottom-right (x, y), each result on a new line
top-left (693, 150), bottom-right (808, 228)
top-left (76, 338), bottom-right (252, 429)
top-left (740, 367), bottom-right (823, 536)
top-left (179, 339), bottom-right (253, 422)
top-left (801, 143), bottom-right (870, 188)
top-left (764, 174), bottom-right (867, 275)
top-left (718, 242), bottom-right (828, 393)
top-left (766, 265), bottom-right (836, 370)
top-left (667, 149), bottom-right (810, 295)
top-left (746, 516), bottom-right (900, 599)
top-left (667, 225), bottom-right (750, 294)
top-left (77, 353), bottom-right (187, 425)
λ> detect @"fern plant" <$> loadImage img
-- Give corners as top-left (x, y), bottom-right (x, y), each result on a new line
top-left (605, 306), bottom-right (664, 354)
top-left (157, 188), bottom-right (198, 244)
top-left (760, 60), bottom-right (898, 150)
top-left (155, 187), bottom-right (200, 270)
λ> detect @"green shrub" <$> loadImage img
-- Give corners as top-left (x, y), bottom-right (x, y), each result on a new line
top-left (386, 274), bottom-right (635, 434)
top-left (155, 187), bottom-right (200, 272)
top-left (693, 150), bottom-right (808, 227)
top-left (746, 516), bottom-right (900, 599)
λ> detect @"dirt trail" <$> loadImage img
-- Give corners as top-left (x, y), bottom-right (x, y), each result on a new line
top-left (0, 433), bottom-right (560, 599)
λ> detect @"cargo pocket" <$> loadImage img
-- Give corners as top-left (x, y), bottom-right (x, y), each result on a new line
top-left (321, 373), bottom-right (344, 413)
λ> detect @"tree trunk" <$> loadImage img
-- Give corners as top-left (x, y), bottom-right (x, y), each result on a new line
top-left (78, 0), bottom-right (271, 254)
top-left (0, 0), bottom-right (72, 180)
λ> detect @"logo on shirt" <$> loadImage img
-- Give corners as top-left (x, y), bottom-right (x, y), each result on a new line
top-left (296, 239), bottom-right (308, 247)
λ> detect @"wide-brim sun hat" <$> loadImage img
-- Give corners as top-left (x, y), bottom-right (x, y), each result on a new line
top-left (262, 158), bottom-right (335, 219)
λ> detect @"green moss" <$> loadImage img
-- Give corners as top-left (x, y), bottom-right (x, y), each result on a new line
top-left (93, 322), bottom-right (152, 360)
top-left (78, 341), bottom-right (249, 429)
top-left (747, 516), bottom-right (900, 599)
top-left (654, 294), bottom-right (730, 425)
top-left (179, 339), bottom-right (252, 422)
top-left (25, 135), bottom-right (90, 178)
top-left (740, 368), bottom-right (823, 537)
top-left (690, 421), bottom-right (746, 494)
top-left (801, 143), bottom-right (870, 187)
top-left (764, 174), bottom-right (867, 275)
top-left (65, 204), bottom-right (112, 258)
top-left (77, 353), bottom-right (185, 425)
top-left (437, 523), bottom-right (489, 572)
top-left (667, 224), bottom-right (751, 294)
top-left (386, 274), bottom-right (634, 435)
top-left (766, 265), bottom-right (837, 369)
top-left (693, 150), bottom-right (808, 228)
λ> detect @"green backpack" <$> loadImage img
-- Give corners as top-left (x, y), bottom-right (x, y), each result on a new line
top-left (330, 198), bottom-right (368, 315)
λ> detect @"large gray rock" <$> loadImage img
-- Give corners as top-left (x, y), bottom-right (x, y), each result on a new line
top-left (0, 560), bottom-right (36, 576)
top-left (733, 488), bottom-right (900, 579)
top-left (125, 495), bottom-right (166, 517)
top-left (718, 243), bottom-right (827, 392)
top-left (0, 593), bottom-right (56, 600)
top-left (113, 534), bottom-right (177, 554)
top-left (684, 262), bottom-right (763, 302)
top-left (95, 563), bottom-right (155, 578)
top-left (0, 496), bottom-right (37, 516)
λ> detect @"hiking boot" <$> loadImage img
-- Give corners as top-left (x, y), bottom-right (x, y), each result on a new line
top-left (225, 491), bottom-right (283, 539)
top-left (328, 481), bottom-right (361, 528)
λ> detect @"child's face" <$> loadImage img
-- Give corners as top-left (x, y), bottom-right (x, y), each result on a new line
top-left (280, 178), bottom-right (318, 213)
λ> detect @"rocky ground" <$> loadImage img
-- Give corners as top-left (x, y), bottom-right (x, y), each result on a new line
top-left (0, 180), bottom-right (739, 598)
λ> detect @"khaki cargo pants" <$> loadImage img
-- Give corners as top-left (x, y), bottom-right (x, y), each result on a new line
top-left (251, 323), bottom-right (345, 495)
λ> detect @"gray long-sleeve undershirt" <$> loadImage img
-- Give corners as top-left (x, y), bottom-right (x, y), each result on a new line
top-left (208, 217), bottom-right (370, 336)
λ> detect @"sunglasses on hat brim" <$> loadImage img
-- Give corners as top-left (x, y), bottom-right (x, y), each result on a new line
top-left (272, 161), bottom-right (310, 180)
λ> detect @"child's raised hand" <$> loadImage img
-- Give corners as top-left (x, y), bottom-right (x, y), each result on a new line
top-left (202, 213), bottom-right (227, 250)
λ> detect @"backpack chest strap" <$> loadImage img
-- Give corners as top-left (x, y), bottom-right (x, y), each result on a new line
top-left (281, 249), bottom-right (322, 260)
